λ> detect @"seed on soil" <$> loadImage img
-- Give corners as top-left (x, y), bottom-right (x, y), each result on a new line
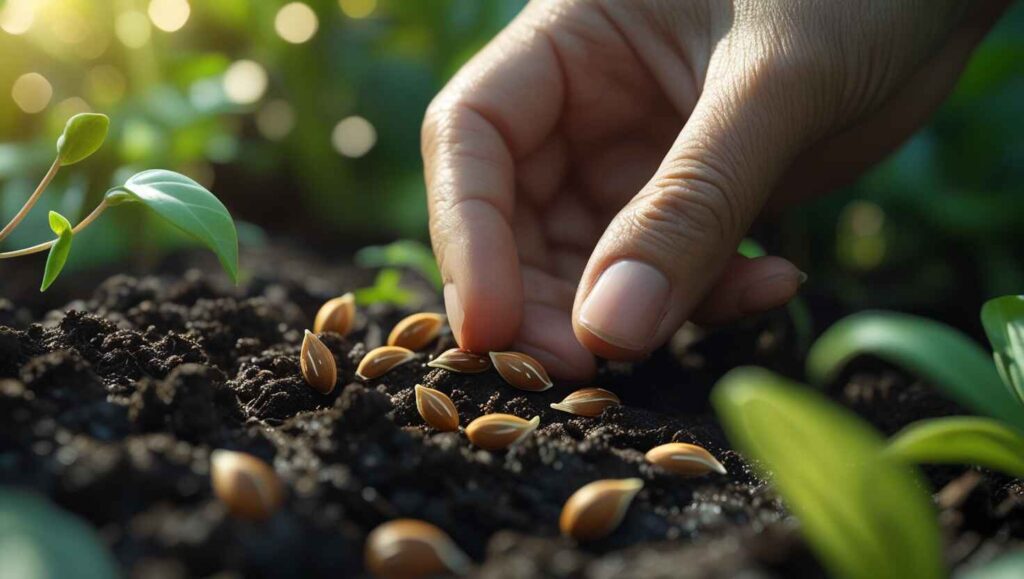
top-left (427, 349), bottom-right (490, 374)
top-left (387, 312), bottom-right (446, 351)
top-left (300, 330), bottom-right (337, 394)
top-left (488, 351), bottom-right (553, 392)
top-left (357, 345), bottom-right (416, 380)
top-left (550, 387), bottom-right (621, 417)
top-left (414, 384), bottom-right (459, 432)
top-left (644, 442), bottom-right (727, 477)
top-left (210, 450), bottom-right (284, 522)
top-left (365, 518), bottom-right (471, 578)
top-left (465, 414), bottom-right (540, 450)
top-left (313, 292), bottom-right (356, 336)
top-left (559, 478), bottom-right (644, 541)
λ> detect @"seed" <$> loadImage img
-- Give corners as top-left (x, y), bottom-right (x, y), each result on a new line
top-left (301, 330), bottom-right (338, 394)
top-left (465, 414), bottom-right (540, 450)
top-left (314, 292), bottom-right (356, 336)
top-left (365, 518), bottom-right (471, 578)
top-left (210, 450), bottom-right (284, 521)
top-left (357, 346), bottom-right (416, 380)
top-left (550, 388), bottom-right (621, 417)
top-left (644, 442), bottom-right (727, 477)
top-left (488, 351), bottom-right (553, 392)
top-left (415, 385), bottom-right (459, 432)
top-left (427, 349), bottom-right (490, 374)
top-left (559, 478), bottom-right (644, 541)
top-left (388, 313), bottom-right (446, 351)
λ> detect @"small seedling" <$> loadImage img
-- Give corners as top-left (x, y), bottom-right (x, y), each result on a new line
top-left (0, 113), bottom-right (239, 290)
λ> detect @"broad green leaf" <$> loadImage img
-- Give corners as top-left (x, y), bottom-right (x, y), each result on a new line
top-left (713, 367), bottom-right (943, 579)
top-left (885, 416), bottom-right (1024, 478)
top-left (0, 488), bottom-right (118, 579)
top-left (56, 113), bottom-right (109, 166)
top-left (107, 170), bottom-right (239, 283)
top-left (958, 550), bottom-right (1024, 579)
top-left (355, 240), bottom-right (442, 290)
top-left (981, 295), bottom-right (1024, 404)
top-left (806, 311), bottom-right (1024, 431)
top-left (40, 211), bottom-right (73, 292)
top-left (354, 268), bottom-right (417, 307)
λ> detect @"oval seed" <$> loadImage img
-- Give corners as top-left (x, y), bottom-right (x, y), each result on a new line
top-left (559, 478), bottom-right (644, 541)
top-left (357, 346), bottom-right (416, 380)
top-left (550, 388), bottom-right (621, 417)
top-left (644, 442), bottom-right (727, 477)
top-left (427, 349), bottom-right (490, 374)
top-left (388, 313), bottom-right (446, 351)
top-left (314, 292), bottom-right (356, 336)
top-left (210, 450), bottom-right (284, 521)
top-left (415, 385), bottom-right (459, 432)
top-left (465, 414), bottom-right (540, 450)
top-left (365, 519), bottom-right (471, 579)
top-left (488, 351), bottom-right (553, 392)
top-left (301, 330), bottom-right (337, 394)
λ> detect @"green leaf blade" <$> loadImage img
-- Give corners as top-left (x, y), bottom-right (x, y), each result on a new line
top-left (885, 416), bottom-right (1024, 478)
top-left (40, 211), bottom-right (73, 292)
top-left (355, 240), bottom-right (442, 290)
top-left (981, 295), bottom-right (1024, 403)
top-left (56, 113), bottom-right (109, 166)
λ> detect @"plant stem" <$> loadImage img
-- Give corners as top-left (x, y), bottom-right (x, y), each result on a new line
top-left (0, 199), bottom-right (108, 259)
top-left (0, 157), bottom-right (61, 243)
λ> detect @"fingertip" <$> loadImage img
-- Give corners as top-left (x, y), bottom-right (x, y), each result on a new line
top-left (515, 302), bottom-right (596, 380)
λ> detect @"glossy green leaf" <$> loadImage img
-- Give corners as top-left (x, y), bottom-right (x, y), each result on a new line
top-left (885, 416), bottom-right (1024, 478)
top-left (0, 488), bottom-right (118, 579)
top-left (806, 311), bottom-right (1024, 431)
top-left (56, 113), bottom-right (109, 166)
top-left (713, 367), bottom-right (943, 579)
top-left (355, 240), bottom-right (442, 289)
top-left (107, 170), bottom-right (238, 283)
top-left (40, 211), bottom-right (73, 292)
top-left (981, 295), bottom-right (1024, 404)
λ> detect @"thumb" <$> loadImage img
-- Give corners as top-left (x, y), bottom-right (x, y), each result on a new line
top-left (572, 84), bottom-right (808, 360)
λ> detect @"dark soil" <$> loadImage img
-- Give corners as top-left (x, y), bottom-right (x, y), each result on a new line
top-left (1, 247), bottom-right (1022, 578)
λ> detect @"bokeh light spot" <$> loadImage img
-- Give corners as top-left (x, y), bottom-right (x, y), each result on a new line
top-left (11, 73), bottom-right (53, 114)
top-left (148, 0), bottom-right (191, 33)
top-left (256, 100), bottom-right (296, 141)
top-left (0, 0), bottom-right (34, 35)
top-left (332, 116), bottom-right (377, 158)
top-left (223, 60), bottom-right (268, 105)
top-left (116, 11), bottom-right (152, 48)
top-left (339, 0), bottom-right (377, 19)
top-left (275, 2), bottom-right (318, 44)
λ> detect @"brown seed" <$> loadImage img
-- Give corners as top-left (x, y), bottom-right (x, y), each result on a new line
top-left (644, 442), bottom-right (727, 477)
top-left (415, 385), bottom-right (459, 432)
top-left (301, 330), bottom-right (337, 394)
top-left (313, 292), bottom-right (356, 336)
top-left (489, 351), bottom-right (553, 392)
top-left (465, 414), bottom-right (540, 450)
top-left (210, 450), bottom-right (284, 521)
top-left (365, 518), bottom-right (471, 578)
top-left (549, 388), bottom-right (621, 417)
top-left (357, 346), bottom-right (416, 380)
top-left (427, 349), bottom-right (490, 374)
top-left (388, 313), bottom-right (446, 351)
top-left (559, 478), bottom-right (644, 541)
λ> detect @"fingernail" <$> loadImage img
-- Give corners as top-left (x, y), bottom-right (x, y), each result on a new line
top-left (739, 272), bottom-right (803, 315)
top-left (578, 260), bottom-right (670, 351)
top-left (443, 283), bottom-right (464, 345)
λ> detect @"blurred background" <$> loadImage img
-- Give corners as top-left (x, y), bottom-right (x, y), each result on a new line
top-left (0, 0), bottom-right (1021, 329)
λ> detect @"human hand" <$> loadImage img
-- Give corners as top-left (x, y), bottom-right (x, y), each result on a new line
top-left (422, 0), bottom-right (1009, 380)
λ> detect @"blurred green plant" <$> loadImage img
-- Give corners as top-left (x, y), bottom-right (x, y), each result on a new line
top-left (885, 416), bottom-right (1024, 478)
top-left (355, 239), bottom-right (441, 289)
top-left (959, 551), bottom-right (1024, 579)
top-left (353, 267), bottom-right (416, 307)
top-left (981, 295), bottom-right (1024, 404)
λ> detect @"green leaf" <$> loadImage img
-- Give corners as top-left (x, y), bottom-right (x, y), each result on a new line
top-left (885, 416), bottom-right (1024, 478)
top-left (981, 295), bottom-right (1024, 404)
top-left (737, 238), bottom-right (767, 258)
top-left (958, 550), bottom-right (1024, 579)
top-left (107, 170), bottom-right (239, 283)
top-left (355, 240), bottom-right (442, 290)
top-left (56, 113), bottom-right (109, 166)
top-left (354, 268), bottom-right (417, 307)
top-left (806, 311), bottom-right (1024, 431)
top-left (0, 488), bottom-right (119, 579)
top-left (40, 211), bottom-right (73, 292)
top-left (713, 367), bottom-right (943, 579)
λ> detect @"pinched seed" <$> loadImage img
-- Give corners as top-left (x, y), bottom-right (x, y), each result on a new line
top-left (210, 450), bottom-right (284, 522)
top-left (365, 518), bottom-right (471, 578)
top-left (313, 293), bottom-right (356, 336)
top-left (414, 385), bottom-right (459, 432)
top-left (427, 349), bottom-right (490, 374)
top-left (644, 442), bottom-right (727, 477)
top-left (559, 478), bottom-right (644, 541)
top-left (550, 388), bottom-right (621, 417)
top-left (357, 346), bottom-right (416, 380)
top-left (465, 414), bottom-right (540, 450)
top-left (388, 313), bottom-right (446, 351)
top-left (301, 330), bottom-right (337, 394)
top-left (489, 351), bottom-right (553, 392)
